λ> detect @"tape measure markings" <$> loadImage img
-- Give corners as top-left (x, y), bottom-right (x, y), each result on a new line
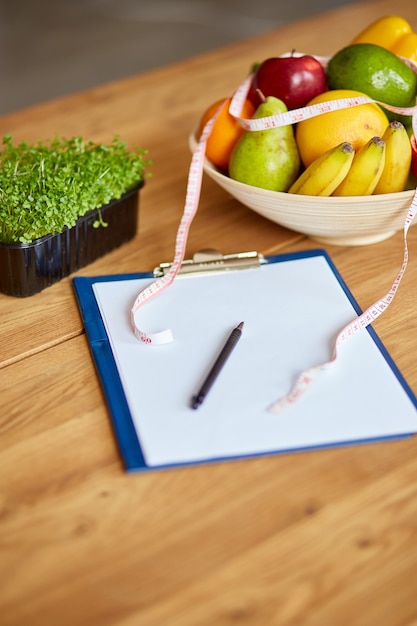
top-left (268, 196), bottom-right (417, 415)
top-left (130, 106), bottom-right (222, 344)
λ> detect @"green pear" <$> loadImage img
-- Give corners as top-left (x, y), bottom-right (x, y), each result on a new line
top-left (229, 95), bottom-right (301, 191)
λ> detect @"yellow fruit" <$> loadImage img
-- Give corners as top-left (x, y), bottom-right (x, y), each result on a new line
top-left (350, 15), bottom-right (412, 49)
top-left (390, 31), bottom-right (417, 62)
top-left (295, 89), bottom-right (389, 167)
top-left (350, 16), bottom-right (417, 63)
top-left (289, 142), bottom-right (354, 196)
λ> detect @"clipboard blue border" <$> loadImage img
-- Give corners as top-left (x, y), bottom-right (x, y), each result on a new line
top-left (73, 249), bottom-right (417, 472)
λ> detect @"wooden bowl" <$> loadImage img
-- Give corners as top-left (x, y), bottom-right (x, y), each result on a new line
top-left (189, 132), bottom-right (416, 246)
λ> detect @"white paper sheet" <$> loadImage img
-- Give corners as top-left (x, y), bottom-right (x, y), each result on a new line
top-left (92, 255), bottom-right (417, 467)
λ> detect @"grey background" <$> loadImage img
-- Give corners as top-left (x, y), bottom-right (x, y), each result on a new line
top-left (1, 0), bottom-right (356, 115)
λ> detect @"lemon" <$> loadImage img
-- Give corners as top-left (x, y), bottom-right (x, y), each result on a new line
top-left (295, 89), bottom-right (389, 167)
top-left (326, 43), bottom-right (417, 109)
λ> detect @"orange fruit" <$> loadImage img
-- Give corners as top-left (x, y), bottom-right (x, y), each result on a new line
top-left (197, 97), bottom-right (256, 171)
top-left (295, 89), bottom-right (389, 167)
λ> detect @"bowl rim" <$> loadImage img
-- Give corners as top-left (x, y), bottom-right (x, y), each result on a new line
top-left (188, 130), bottom-right (416, 204)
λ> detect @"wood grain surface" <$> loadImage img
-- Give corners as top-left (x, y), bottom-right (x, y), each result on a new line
top-left (1, 1), bottom-right (417, 624)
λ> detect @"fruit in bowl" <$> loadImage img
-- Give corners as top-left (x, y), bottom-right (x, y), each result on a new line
top-left (294, 88), bottom-right (390, 168)
top-left (350, 15), bottom-right (417, 61)
top-left (247, 52), bottom-right (328, 110)
top-left (192, 15), bottom-right (417, 245)
top-left (189, 130), bottom-right (415, 246)
top-left (326, 42), bottom-right (417, 114)
top-left (197, 96), bottom-right (255, 171)
top-left (228, 94), bottom-right (300, 192)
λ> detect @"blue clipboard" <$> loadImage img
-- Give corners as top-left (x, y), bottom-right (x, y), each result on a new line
top-left (73, 249), bottom-right (417, 473)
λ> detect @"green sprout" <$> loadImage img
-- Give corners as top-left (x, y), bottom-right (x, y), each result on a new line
top-left (0, 135), bottom-right (151, 243)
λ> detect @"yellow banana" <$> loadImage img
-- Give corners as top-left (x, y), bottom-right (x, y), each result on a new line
top-left (288, 142), bottom-right (355, 196)
top-left (333, 136), bottom-right (386, 196)
top-left (374, 121), bottom-right (412, 194)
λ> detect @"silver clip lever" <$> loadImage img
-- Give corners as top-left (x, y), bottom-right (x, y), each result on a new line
top-left (153, 249), bottom-right (265, 277)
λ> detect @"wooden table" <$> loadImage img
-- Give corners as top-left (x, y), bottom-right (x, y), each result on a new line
top-left (2, 1), bottom-right (417, 624)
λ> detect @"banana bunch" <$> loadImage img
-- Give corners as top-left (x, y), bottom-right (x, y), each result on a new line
top-left (289, 121), bottom-right (412, 196)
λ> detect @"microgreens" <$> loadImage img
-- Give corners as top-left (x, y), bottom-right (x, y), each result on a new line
top-left (0, 135), bottom-right (151, 244)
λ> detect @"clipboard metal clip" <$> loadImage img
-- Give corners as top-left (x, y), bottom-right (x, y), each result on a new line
top-left (153, 249), bottom-right (266, 277)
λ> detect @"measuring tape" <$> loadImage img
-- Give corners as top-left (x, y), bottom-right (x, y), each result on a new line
top-left (131, 53), bottom-right (417, 413)
top-left (130, 107), bottom-right (222, 344)
top-left (268, 193), bottom-right (417, 414)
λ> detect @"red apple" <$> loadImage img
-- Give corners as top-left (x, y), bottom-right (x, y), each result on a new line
top-left (248, 54), bottom-right (328, 110)
top-left (411, 134), bottom-right (417, 178)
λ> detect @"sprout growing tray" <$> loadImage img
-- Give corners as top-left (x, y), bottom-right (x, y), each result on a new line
top-left (0, 183), bottom-right (143, 297)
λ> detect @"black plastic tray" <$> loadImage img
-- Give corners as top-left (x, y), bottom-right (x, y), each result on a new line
top-left (0, 183), bottom-right (143, 297)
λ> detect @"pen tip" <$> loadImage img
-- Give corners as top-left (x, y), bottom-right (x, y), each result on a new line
top-left (191, 395), bottom-right (202, 410)
top-left (237, 321), bottom-right (244, 330)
